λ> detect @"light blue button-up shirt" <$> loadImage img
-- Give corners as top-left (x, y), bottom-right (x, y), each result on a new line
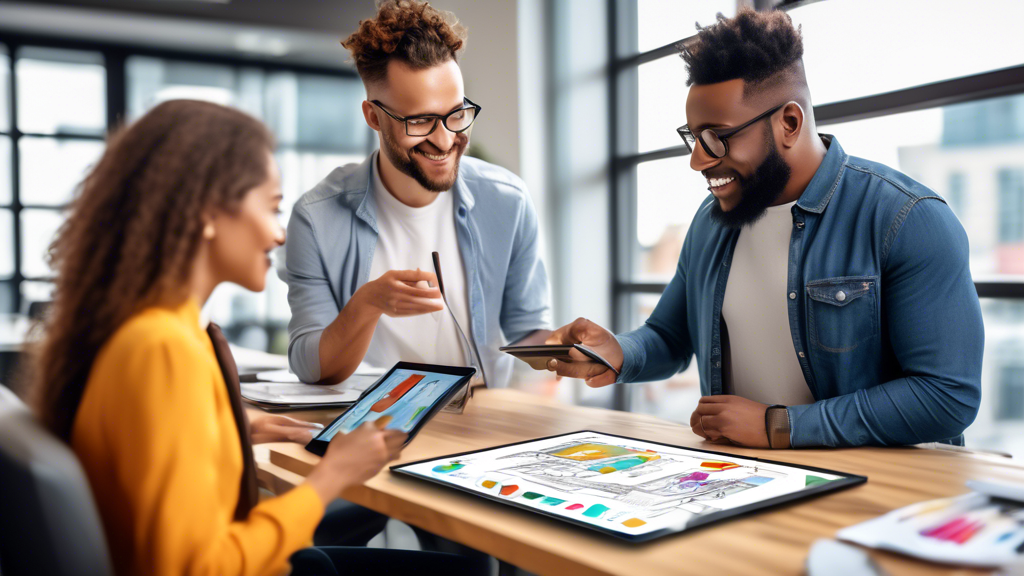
top-left (616, 136), bottom-right (984, 447)
top-left (280, 152), bottom-right (552, 388)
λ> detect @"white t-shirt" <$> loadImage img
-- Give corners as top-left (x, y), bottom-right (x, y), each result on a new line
top-left (364, 154), bottom-right (474, 370)
top-left (721, 200), bottom-right (815, 406)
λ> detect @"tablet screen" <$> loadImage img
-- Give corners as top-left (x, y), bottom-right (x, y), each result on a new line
top-left (314, 368), bottom-right (468, 441)
top-left (392, 431), bottom-right (866, 542)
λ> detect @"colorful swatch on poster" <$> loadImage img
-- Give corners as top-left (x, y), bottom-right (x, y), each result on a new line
top-left (701, 460), bottom-right (740, 471)
top-left (921, 516), bottom-right (987, 545)
top-left (433, 461), bottom-right (464, 474)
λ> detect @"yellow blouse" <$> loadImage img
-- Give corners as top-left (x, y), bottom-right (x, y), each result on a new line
top-left (72, 299), bottom-right (324, 576)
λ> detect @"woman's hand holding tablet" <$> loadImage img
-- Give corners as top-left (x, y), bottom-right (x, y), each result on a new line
top-left (304, 423), bottom-right (406, 504)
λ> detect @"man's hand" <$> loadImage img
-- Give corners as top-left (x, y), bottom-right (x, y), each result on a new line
top-left (689, 395), bottom-right (771, 448)
top-left (544, 318), bottom-right (624, 388)
top-left (357, 269), bottom-right (444, 318)
top-left (250, 414), bottom-right (325, 445)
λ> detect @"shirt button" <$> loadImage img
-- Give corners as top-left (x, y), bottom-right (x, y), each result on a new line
top-left (789, 292), bottom-right (797, 300)
top-left (715, 361), bottom-right (721, 368)
top-left (795, 222), bottom-right (805, 229)
top-left (836, 290), bottom-right (847, 302)
top-left (798, 351), bottom-right (805, 358)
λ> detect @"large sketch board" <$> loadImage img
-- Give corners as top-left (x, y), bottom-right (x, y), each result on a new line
top-left (392, 431), bottom-right (866, 542)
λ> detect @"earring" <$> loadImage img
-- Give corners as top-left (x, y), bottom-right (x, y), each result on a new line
top-left (202, 224), bottom-right (215, 240)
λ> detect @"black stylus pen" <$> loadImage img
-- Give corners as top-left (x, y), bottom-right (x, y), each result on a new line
top-left (431, 251), bottom-right (486, 385)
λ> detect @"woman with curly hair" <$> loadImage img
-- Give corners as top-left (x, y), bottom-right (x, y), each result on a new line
top-left (29, 99), bottom-right (488, 576)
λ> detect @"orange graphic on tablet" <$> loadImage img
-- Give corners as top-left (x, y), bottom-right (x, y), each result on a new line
top-left (371, 374), bottom-right (425, 412)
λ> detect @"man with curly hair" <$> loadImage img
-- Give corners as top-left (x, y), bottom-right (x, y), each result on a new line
top-left (282, 0), bottom-right (552, 389)
top-left (546, 8), bottom-right (984, 450)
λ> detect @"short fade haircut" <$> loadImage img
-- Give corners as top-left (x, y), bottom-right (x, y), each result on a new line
top-left (681, 8), bottom-right (804, 93)
top-left (341, 0), bottom-right (467, 86)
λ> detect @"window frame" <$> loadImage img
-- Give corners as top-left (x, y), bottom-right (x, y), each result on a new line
top-left (0, 32), bottom-right (368, 316)
top-left (608, 0), bottom-right (1024, 410)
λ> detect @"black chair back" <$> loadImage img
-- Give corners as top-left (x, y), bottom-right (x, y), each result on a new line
top-left (0, 385), bottom-right (113, 576)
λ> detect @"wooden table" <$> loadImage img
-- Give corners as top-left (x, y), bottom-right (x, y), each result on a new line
top-left (256, 388), bottom-right (1021, 576)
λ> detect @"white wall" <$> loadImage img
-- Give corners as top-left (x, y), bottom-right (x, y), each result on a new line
top-left (431, 0), bottom-right (521, 175)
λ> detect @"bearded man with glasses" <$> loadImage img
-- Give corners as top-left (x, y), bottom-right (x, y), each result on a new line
top-left (282, 0), bottom-right (552, 391)
top-left (546, 8), bottom-right (983, 450)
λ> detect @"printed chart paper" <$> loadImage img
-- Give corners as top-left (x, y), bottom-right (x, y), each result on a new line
top-left (394, 431), bottom-right (864, 541)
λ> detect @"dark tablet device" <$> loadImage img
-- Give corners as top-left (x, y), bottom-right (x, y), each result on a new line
top-left (305, 362), bottom-right (475, 456)
top-left (500, 344), bottom-right (620, 376)
top-left (392, 430), bottom-right (867, 542)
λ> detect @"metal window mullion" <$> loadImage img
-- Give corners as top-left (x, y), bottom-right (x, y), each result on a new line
top-left (8, 41), bottom-right (22, 314)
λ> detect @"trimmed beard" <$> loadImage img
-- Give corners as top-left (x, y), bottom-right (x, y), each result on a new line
top-left (709, 125), bottom-right (792, 229)
top-left (380, 124), bottom-right (466, 193)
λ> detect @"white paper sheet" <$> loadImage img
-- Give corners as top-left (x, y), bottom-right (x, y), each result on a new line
top-left (838, 490), bottom-right (1024, 567)
top-left (240, 374), bottom-right (379, 405)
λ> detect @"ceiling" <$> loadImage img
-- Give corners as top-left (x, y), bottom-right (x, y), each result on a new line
top-left (0, 0), bottom-right (379, 68)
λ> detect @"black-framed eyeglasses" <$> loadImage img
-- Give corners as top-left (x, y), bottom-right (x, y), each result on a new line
top-left (677, 102), bottom-right (787, 159)
top-left (370, 97), bottom-right (482, 137)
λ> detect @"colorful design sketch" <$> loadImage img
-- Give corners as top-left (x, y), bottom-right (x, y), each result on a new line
top-left (317, 369), bottom-right (466, 438)
top-left (396, 431), bottom-right (847, 538)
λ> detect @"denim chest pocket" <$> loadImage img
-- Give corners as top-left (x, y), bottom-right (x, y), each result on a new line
top-left (805, 276), bottom-right (879, 353)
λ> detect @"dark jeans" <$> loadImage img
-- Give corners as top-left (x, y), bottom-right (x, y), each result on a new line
top-left (314, 499), bottom-right (389, 547)
top-left (314, 500), bottom-right (491, 568)
top-left (290, 547), bottom-right (491, 576)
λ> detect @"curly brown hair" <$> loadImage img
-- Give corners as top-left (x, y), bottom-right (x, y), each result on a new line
top-left (341, 0), bottom-right (466, 85)
top-left (29, 99), bottom-right (274, 441)
top-left (681, 7), bottom-right (803, 89)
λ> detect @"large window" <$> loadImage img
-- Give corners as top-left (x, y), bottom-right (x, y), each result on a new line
top-left (0, 35), bottom-right (371, 354)
top-left (610, 0), bottom-right (1024, 455)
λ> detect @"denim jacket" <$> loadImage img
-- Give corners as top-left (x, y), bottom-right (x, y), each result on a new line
top-left (616, 135), bottom-right (984, 447)
top-left (280, 152), bottom-right (552, 388)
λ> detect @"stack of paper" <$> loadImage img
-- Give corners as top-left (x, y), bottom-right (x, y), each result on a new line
top-left (240, 364), bottom-right (387, 409)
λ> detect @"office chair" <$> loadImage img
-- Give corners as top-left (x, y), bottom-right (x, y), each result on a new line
top-left (0, 384), bottom-right (113, 576)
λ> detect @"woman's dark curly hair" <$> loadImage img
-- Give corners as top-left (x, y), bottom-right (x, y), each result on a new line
top-left (30, 99), bottom-right (274, 441)
top-left (341, 0), bottom-right (467, 85)
top-left (681, 7), bottom-right (804, 88)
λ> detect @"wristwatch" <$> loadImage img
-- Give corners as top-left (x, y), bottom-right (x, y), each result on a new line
top-left (765, 405), bottom-right (791, 449)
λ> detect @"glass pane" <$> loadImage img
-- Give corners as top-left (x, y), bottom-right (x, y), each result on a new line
top-left (0, 45), bottom-right (9, 133)
top-left (637, 55), bottom-right (689, 154)
top-left (964, 299), bottom-right (1024, 457)
top-left (19, 209), bottom-right (63, 279)
top-left (636, 0), bottom-right (736, 54)
top-left (127, 58), bottom-right (369, 153)
top-left (633, 156), bottom-right (709, 282)
top-left (0, 136), bottom-right (10, 205)
top-left (16, 47), bottom-right (105, 136)
top-left (0, 209), bottom-right (12, 279)
top-left (295, 74), bottom-right (368, 150)
top-left (126, 57), bottom-right (252, 120)
top-left (20, 280), bottom-right (54, 309)
top-left (626, 293), bottom-right (701, 422)
top-left (275, 151), bottom-right (364, 222)
top-left (19, 137), bottom-right (105, 206)
top-left (791, 0), bottom-right (1024, 106)
top-left (0, 281), bottom-right (13, 314)
top-left (827, 92), bottom-right (1024, 281)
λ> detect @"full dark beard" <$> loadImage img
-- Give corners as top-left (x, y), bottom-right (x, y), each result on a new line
top-left (709, 131), bottom-right (792, 230)
top-left (380, 125), bottom-right (465, 193)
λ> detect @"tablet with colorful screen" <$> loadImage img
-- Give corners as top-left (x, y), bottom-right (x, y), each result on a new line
top-left (391, 430), bottom-right (866, 542)
top-left (305, 362), bottom-right (475, 455)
